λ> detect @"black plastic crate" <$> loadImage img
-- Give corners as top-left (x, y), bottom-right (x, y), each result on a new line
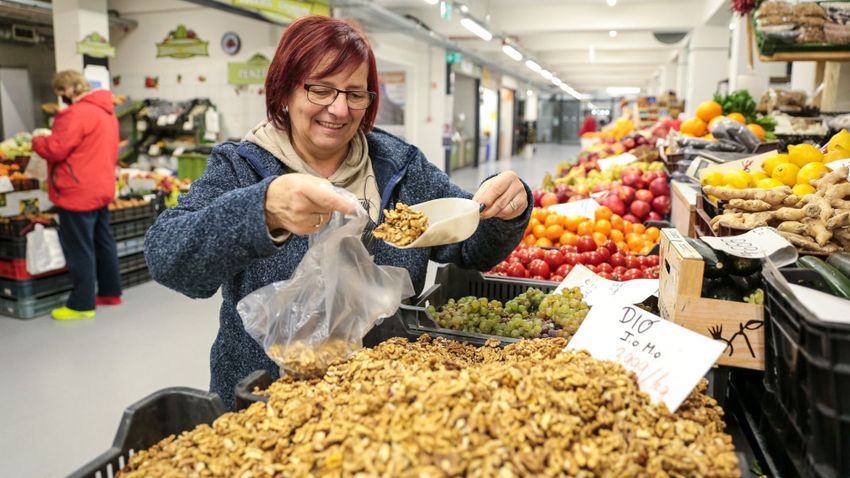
top-left (118, 252), bottom-right (147, 275)
top-left (68, 388), bottom-right (226, 478)
top-left (0, 273), bottom-right (72, 300)
top-left (110, 217), bottom-right (154, 242)
top-left (116, 236), bottom-right (145, 258)
top-left (762, 262), bottom-right (850, 478)
top-left (0, 236), bottom-right (27, 260)
top-left (0, 214), bottom-right (56, 238)
top-left (0, 289), bottom-right (70, 320)
top-left (121, 267), bottom-right (151, 289)
top-left (109, 202), bottom-right (156, 225)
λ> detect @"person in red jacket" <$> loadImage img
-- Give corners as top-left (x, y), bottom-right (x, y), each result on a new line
top-left (32, 70), bottom-right (122, 320)
top-left (579, 112), bottom-right (597, 136)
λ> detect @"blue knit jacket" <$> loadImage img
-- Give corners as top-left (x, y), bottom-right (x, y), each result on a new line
top-left (144, 128), bottom-right (532, 410)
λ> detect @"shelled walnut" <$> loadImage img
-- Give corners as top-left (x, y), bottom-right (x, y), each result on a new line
top-left (372, 202), bottom-right (428, 246)
top-left (266, 340), bottom-right (355, 379)
top-left (120, 336), bottom-right (740, 478)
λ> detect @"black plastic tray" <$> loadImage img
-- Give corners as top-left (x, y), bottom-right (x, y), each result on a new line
top-left (109, 202), bottom-right (156, 225)
top-left (762, 262), bottom-right (850, 478)
top-left (0, 236), bottom-right (27, 260)
top-left (0, 273), bottom-right (72, 300)
top-left (0, 215), bottom-right (56, 238)
top-left (118, 252), bottom-right (147, 275)
top-left (110, 217), bottom-right (154, 242)
top-left (67, 388), bottom-right (226, 478)
top-left (0, 289), bottom-right (70, 319)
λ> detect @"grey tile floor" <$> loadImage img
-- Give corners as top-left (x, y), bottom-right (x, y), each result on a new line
top-left (0, 142), bottom-right (578, 478)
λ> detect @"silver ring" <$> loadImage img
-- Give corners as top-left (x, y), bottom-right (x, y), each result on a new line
top-left (509, 199), bottom-right (518, 212)
top-left (314, 213), bottom-right (324, 228)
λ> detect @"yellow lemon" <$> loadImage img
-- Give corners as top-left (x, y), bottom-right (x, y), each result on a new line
top-left (796, 162), bottom-right (830, 186)
top-left (701, 171), bottom-right (724, 187)
top-left (772, 163), bottom-right (801, 186)
top-left (788, 143), bottom-right (824, 167)
top-left (827, 129), bottom-right (850, 153)
top-left (792, 184), bottom-right (817, 196)
top-left (750, 171), bottom-right (769, 183)
top-left (757, 178), bottom-right (785, 189)
top-left (825, 145), bottom-right (850, 163)
top-left (723, 169), bottom-right (752, 189)
top-left (762, 154), bottom-right (789, 176)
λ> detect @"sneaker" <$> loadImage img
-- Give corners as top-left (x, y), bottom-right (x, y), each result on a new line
top-left (51, 307), bottom-right (95, 320)
top-left (96, 296), bottom-right (122, 306)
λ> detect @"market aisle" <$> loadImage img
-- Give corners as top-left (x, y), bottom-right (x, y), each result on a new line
top-left (0, 143), bottom-right (577, 478)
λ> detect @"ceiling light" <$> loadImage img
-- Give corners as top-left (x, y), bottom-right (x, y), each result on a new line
top-left (609, 30), bottom-right (617, 38)
top-left (607, 0), bottom-right (617, 6)
top-left (729, 21), bottom-right (736, 31)
top-left (552, 77), bottom-right (563, 86)
top-left (606, 86), bottom-right (641, 95)
top-left (423, 0), bottom-right (438, 4)
top-left (527, 89), bottom-right (533, 96)
top-left (501, 44), bottom-right (523, 61)
top-left (460, 17), bottom-right (493, 41)
top-left (459, 4), bottom-right (469, 13)
top-left (540, 70), bottom-right (553, 80)
top-left (525, 60), bottom-right (542, 73)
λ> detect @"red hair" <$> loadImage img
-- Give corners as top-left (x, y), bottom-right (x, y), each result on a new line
top-left (265, 16), bottom-right (379, 135)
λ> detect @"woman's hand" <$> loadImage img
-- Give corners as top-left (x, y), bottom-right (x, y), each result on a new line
top-left (265, 174), bottom-right (355, 235)
top-left (472, 171), bottom-right (528, 220)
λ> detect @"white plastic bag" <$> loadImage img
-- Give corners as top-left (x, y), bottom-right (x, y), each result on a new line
top-left (26, 224), bottom-right (66, 275)
top-left (237, 187), bottom-right (415, 378)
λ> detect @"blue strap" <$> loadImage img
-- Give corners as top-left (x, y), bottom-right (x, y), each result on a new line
top-left (236, 144), bottom-right (274, 179)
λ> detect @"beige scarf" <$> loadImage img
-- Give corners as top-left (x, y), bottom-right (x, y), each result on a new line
top-left (244, 120), bottom-right (381, 222)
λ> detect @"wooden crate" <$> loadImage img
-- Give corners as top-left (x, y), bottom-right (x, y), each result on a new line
top-left (658, 228), bottom-right (765, 370)
top-left (671, 180), bottom-right (697, 238)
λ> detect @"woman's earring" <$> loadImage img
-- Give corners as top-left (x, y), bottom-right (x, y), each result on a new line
top-left (283, 105), bottom-right (289, 114)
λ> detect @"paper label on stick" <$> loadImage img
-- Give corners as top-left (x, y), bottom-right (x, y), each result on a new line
top-left (566, 302), bottom-right (726, 411)
top-left (548, 199), bottom-right (600, 219)
top-left (555, 264), bottom-right (658, 306)
top-left (700, 227), bottom-right (797, 267)
top-left (597, 153), bottom-right (637, 171)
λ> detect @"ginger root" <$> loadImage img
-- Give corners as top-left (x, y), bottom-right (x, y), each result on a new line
top-left (834, 228), bottom-right (850, 250)
top-left (702, 185), bottom-right (791, 206)
top-left (778, 231), bottom-right (841, 253)
top-left (812, 166), bottom-right (849, 193)
top-left (776, 220), bottom-right (831, 247)
top-left (802, 194), bottom-right (834, 223)
top-left (727, 199), bottom-right (773, 212)
top-left (827, 212), bottom-right (850, 230)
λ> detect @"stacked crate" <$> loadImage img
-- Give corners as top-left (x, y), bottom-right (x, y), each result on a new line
top-left (110, 199), bottom-right (156, 290)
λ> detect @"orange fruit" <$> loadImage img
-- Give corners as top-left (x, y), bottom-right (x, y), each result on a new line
top-left (559, 231), bottom-right (578, 246)
top-left (610, 214), bottom-right (624, 231)
top-left (526, 217), bottom-right (539, 234)
top-left (617, 241), bottom-right (630, 252)
top-left (640, 245), bottom-right (654, 255)
top-left (544, 214), bottom-right (562, 228)
top-left (696, 101), bottom-right (723, 123)
top-left (708, 115), bottom-right (726, 130)
top-left (610, 229), bottom-right (624, 243)
top-left (523, 235), bottom-right (535, 245)
top-left (545, 224), bottom-right (564, 241)
top-left (727, 112), bottom-right (746, 124)
top-left (595, 206), bottom-right (613, 221)
top-left (594, 219), bottom-right (612, 236)
top-left (632, 223), bottom-right (646, 235)
top-left (535, 237), bottom-right (553, 247)
top-left (645, 226), bottom-right (661, 242)
top-left (592, 232), bottom-right (608, 246)
top-left (628, 236), bottom-right (645, 252)
top-left (577, 220), bottom-right (595, 236)
top-left (565, 215), bottom-right (584, 232)
top-left (533, 224), bottom-right (546, 238)
top-left (747, 123), bottom-right (766, 141)
top-left (681, 117), bottom-right (708, 137)
top-left (623, 221), bottom-right (634, 234)
top-left (533, 208), bottom-right (549, 223)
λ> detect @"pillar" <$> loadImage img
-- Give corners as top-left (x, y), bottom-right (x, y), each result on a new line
top-left (684, 26), bottom-right (729, 118)
top-left (52, 0), bottom-right (111, 90)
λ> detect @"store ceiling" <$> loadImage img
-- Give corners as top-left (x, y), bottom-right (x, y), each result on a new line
top-left (340, 0), bottom-right (732, 98)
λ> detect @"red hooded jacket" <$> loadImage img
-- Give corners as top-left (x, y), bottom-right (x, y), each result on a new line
top-left (32, 89), bottom-right (118, 212)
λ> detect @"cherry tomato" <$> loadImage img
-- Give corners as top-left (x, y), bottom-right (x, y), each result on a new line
top-left (559, 245), bottom-right (577, 255)
top-left (577, 236), bottom-right (597, 253)
top-left (613, 266), bottom-right (628, 276)
top-left (596, 246), bottom-right (611, 262)
top-left (582, 251), bottom-right (603, 266)
top-left (563, 253), bottom-right (580, 266)
top-left (625, 255), bottom-right (642, 270)
top-left (644, 255), bottom-right (660, 267)
top-left (597, 262), bottom-right (614, 274)
top-left (622, 268), bottom-right (644, 281)
top-left (516, 249), bottom-right (532, 265)
top-left (530, 247), bottom-right (546, 262)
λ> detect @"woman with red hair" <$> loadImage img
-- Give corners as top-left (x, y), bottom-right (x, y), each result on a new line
top-left (145, 15), bottom-right (532, 410)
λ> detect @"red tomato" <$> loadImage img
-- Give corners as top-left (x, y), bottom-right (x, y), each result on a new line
top-left (603, 240), bottom-right (618, 255)
top-left (582, 251), bottom-right (603, 266)
top-left (506, 262), bottom-right (527, 278)
top-left (544, 250), bottom-right (565, 269)
top-left (597, 271), bottom-right (614, 280)
top-left (549, 274), bottom-right (564, 283)
top-left (643, 266), bottom-right (660, 279)
top-left (613, 266), bottom-right (628, 276)
top-left (644, 255), bottom-right (660, 267)
top-left (556, 263), bottom-right (572, 277)
top-left (563, 253), bottom-right (580, 266)
top-left (530, 247), bottom-right (546, 262)
top-left (597, 263), bottom-right (614, 274)
top-left (610, 253), bottom-right (626, 268)
top-left (596, 246), bottom-right (611, 262)
top-left (559, 245), bottom-right (577, 255)
top-left (622, 268), bottom-right (644, 281)
top-left (516, 249), bottom-right (532, 265)
top-left (528, 259), bottom-right (551, 279)
top-left (577, 236), bottom-right (597, 253)
top-left (625, 255), bottom-right (642, 270)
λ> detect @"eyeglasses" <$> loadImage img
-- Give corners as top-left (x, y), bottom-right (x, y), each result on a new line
top-left (303, 84), bottom-right (376, 110)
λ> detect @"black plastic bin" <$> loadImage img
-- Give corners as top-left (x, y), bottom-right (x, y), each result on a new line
top-left (110, 217), bottom-right (154, 242)
top-left (68, 388), bottom-right (226, 478)
top-left (108, 202), bottom-right (156, 225)
top-left (762, 262), bottom-right (850, 478)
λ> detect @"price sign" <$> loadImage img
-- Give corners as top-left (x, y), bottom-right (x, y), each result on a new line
top-left (0, 176), bottom-right (14, 194)
top-left (597, 153), bottom-right (637, 171)
top-left (700, 227), bottom-right (797, 267)
top-left (566, 302), bottom-right (726, 411)
top-left (555, 264), bottom-right (658, 306)
top-left (547, 199), bottom-right (600, 219)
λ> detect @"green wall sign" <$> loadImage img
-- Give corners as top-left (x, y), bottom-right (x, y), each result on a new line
top-left (76, 32), bottom-right (115, 58)
top-left (211, 0), bottom-right (329, 24)
top-left (228, 53), bottom-right (271, 85)
top-left (156, 25), bottom-right (209, 59)
top-left (446, 51), bottom-right (463, 64)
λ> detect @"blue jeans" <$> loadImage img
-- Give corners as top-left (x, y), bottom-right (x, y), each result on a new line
top-left (56, 207), bottom-right (122, 310)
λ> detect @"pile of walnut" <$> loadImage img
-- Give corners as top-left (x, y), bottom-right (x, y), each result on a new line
top-left (372, 202), bottom-right (428, 246)
top-left (267, 340), bottom-right (354, 379)
top-left (119, 336), bottom-right (740, 478)
top-left (705, 165), bottom-right (850, 253)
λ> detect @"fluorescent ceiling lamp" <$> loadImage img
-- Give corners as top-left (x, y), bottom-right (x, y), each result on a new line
top-left (460, 17), bottom-right (493, 41)
top-left (540, 69), bottom-right (553, 80)
top-left (501, 44), bottom-right (523, 61)
top-left (606, 86), bottom-right (641, 95)
top-left (609, 30), bottom-right (617, 38)
top-left (525, 60), bottom-right (542, 73)
top-left (729, 21), bottom-right (736, 30)
top-left (423, 0), bottom-right (439, 4)
top-left (552, 77), bottom-right (564, 86)
top-left (607, 0), bottom-right (617, 6)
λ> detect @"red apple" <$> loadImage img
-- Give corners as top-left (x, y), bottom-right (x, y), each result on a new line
top-left (621, 173), bottom-right (641, 188)
top-left (630, 200), bottom-right (651, 219)
top-left (649, 177), bottom-right (670, 197)
top-left (604, 195), bottom-right (627, 216)
top-left (647, 211), bottom-right (663, 221)
top-left (532, 190), bottom-right (544, 208)
top-left (540, 192), bottom-right (559, 208)
top-left (617, 186), bottom-right (636, 205)
top-left (623, 213), bottom-right (640, 224)
top-left (635, 189), bottom-right (654, 203)
top-left (651, 195), bottom-right (672, 215)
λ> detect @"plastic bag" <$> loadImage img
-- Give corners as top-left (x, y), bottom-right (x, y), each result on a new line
top-left (237, 187), bottom-right (415, 378)
top-left (26, 224), bottom-right (66, 275)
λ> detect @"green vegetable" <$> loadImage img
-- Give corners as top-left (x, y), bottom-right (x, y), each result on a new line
top-left (825, 252), bottom-right (850, 281)
top-left (728, 257), bottom-right (762, 276)
top-left (730, 271), bottom-right (763, 293)
top-left (706, 277), bottom-right (741, 301)
top-left (744, 288), bottom-right (764, 305)
top-left (685, 237), bottom-right (728, 278)
top-left (713, 90), bottom-right (757, 120)
top-left (798, 256), bottom-right (850, 300)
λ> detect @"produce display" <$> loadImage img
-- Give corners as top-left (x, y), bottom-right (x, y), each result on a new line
top-left (685, 236), bottom-right (765, 304)
top-left (799, 254), bottom-right (850, 299)
top-left (372, 202), bottom-right (428, 246)
top-left (118, 336), bottom-right (739, 477)
top-left (426, 287), bottom-right (588, 339)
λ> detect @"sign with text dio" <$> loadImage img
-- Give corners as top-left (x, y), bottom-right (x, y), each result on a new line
top-left (566, 302), bottom-right (725, 411)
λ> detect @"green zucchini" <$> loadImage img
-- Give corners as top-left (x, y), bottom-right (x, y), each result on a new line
top-left (729, 271), bottom-right (763, 294)
top-left (701, 276), bottom-right (724, 297)
top-left (798, 256), bottom-right (850, 300)
top-left (728, 256), bottom-right (762, 276)
top-left (826, 252), bottom-right (850, 281)
top-left (706, 277), bottom-right (741, 302)
top-left (685, 237), bottom-right (728, 278)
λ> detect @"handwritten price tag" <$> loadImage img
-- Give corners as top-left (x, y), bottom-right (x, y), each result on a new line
top-left (700, 227), bottom-right (797, 267)
top-left (555, 264), bottom-right (658, 306)
top-left (566, 302), bottom-right (726, 411)
top-left (548, 199), bottom-right (600, 219)
top-left (598, 153), bottom-right (638, 171)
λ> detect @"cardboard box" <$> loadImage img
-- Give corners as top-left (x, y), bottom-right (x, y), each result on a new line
top-left (658, 228), bottom-right (765, 370)
top-left (671, 181), bottom-right (698, 238)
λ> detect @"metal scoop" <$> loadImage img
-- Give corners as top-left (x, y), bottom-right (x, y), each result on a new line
top-left (385, 198), bottom-right (481, 249)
